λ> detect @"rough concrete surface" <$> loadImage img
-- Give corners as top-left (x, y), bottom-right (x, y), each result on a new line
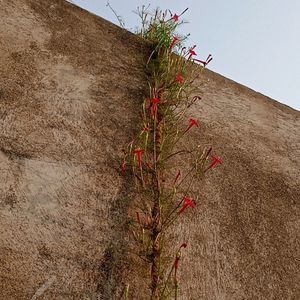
top-left (0, 0), bottom-right (299, 299)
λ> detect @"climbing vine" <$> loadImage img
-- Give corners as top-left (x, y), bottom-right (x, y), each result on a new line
top-left (120, 7), bottom-right (221, 299)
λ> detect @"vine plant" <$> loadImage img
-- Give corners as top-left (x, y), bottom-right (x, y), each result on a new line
top-left (121, 7), bottom-right (221, 299)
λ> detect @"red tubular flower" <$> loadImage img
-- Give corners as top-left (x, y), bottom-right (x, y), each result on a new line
top-left (179, 196), bottom-right (196, 213)
top-left (172, 13), bottom-right (179, 22)
top-left (150, 97), bottom-right (160, 117)
top-left (183, 196), bottom-right (196, 208)
top-left (194, 54), bottom-right (213, 67)
top-left (170, 36), bottom-right (178, 49)
top-left (133, 148), bottom-right (144, 167)
top-left (175, 73), bottom-right (184, 84)
top-left (206, 155), bottom-right (222, 171)
top-left (188, 46), bottom-right (197, 60)
top-left (189, 49), bottom-right (196, 56)
top-left (185, 118), bottom-right (199, 133)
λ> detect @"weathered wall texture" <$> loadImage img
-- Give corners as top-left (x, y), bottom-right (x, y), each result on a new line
top-left (0, 0), bottom-right (299, 299)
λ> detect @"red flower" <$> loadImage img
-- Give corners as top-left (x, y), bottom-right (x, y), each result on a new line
top-left (189, 118), bottom-right (199, 127)
top-left (189, 49), bottom-right (196, 56)
top-left (188, 46), bottom-right (197, 60)
top-left (133, 148), bottom-right (144, 167)
top-left (175, 73), bottom-right (184, 84)
top-left (206, 155), bottom-right (222, 171)
top-left (194, 54), bottom-right (213, 67)
top-left (170, 36), bottom-right (178, 49)
top-left (185, 118), bottom-right (199, 133)
top-left (150, 97), bottom-right (160, 117)
top-left (179, 196), bottom-right (196, 213)
top-left (172, 13), bottom-right (179, 22)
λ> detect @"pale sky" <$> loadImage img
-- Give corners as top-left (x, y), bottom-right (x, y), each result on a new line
top-left (71, 0), bottom-right (300, 111)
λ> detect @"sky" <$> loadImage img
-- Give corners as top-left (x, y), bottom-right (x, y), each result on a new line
top-left (71, 0), bottom-right (300, 111)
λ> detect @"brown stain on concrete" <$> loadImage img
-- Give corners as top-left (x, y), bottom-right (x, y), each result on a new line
top-left (0, 0), bottom-right (299, 299)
